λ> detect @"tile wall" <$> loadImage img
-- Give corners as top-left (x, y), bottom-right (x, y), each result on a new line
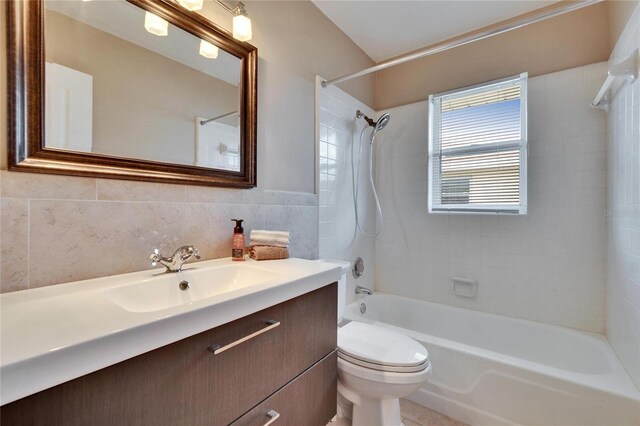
top-left (317, 78), bottom-right (376, 301)
top-left (374, 63), bottom-right (609, 333)
top-left (0, 172), bottom-right (317, 292)
top-left (606, 4), bottom-right (640, 388)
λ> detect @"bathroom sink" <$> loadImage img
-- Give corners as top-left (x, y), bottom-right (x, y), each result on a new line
top-left (103, 263), bottom-right (282, 313)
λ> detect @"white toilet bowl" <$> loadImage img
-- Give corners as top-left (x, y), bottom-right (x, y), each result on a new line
top-left (337, 322), bottom-right (431, 426)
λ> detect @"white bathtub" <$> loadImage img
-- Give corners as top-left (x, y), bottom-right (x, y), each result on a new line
top-left (343, 293), bottom-right (640, 426)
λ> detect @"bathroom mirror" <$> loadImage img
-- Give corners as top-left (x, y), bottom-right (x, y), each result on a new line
top-left (6, 0), bottom-right (257, 187)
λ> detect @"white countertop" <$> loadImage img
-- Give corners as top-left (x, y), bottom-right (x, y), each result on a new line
top-left (0, 257), bottom-right (341, 405)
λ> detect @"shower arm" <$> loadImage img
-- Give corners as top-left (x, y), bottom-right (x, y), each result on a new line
top-left (356, 110), bottom-right (376, 128)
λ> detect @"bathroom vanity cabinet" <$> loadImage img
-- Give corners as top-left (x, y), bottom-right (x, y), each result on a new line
top-left (0, 283), bottom-right (337, 426)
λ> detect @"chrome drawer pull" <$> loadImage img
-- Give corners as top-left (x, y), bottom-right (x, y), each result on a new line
top-left (208, 320), bottom-right (280, 355)
top-left (263, 409), bottom-right (280, 426)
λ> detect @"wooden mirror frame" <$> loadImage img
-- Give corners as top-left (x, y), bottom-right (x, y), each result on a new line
top-left (6, 0), bottom-right (257, 188)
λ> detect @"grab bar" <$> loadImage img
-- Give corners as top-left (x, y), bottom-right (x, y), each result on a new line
top-left (207, 320), bottom-right (280, 355)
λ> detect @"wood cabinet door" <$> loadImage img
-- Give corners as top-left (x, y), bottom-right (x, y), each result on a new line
top-left (281, 282), bottom-right (337, 381)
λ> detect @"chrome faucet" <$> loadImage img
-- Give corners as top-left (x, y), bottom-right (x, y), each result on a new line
top-left (149, 245), bottom-right (201, 273)
top-left (355, 285), bottom-right (372, 296)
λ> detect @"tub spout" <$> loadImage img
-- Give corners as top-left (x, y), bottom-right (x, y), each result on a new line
top-left (355, 285), bottom-right (372, 296)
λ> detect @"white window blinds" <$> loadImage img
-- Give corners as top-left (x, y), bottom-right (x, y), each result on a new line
top-left (428, 73), bottom-right (528, 214)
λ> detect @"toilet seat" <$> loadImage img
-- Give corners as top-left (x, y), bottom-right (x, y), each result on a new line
top-left (338, 351), bottom-right (429, 373)
top-left (338, 356), bottom-right (432, 387)
top-left (338, 322), bottom-right (429, 373)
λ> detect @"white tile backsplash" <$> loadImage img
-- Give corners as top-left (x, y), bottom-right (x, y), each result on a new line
top-left (607, 4), bottom-right (640, 389)
top-left (374, 63), bottom-right (609, 334)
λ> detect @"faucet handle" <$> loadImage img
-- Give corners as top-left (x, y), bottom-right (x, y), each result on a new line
top-left (149, 248), bottom-right (161, 266)
top-left (193, 248), bottom-right (201, 260)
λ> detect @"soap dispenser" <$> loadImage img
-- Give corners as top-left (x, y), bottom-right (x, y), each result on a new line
top-left (231, 219), bottom-right (245, 261)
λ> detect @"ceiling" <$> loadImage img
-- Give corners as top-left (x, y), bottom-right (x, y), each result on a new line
top-left (312, 1), bottom-right (559, 63)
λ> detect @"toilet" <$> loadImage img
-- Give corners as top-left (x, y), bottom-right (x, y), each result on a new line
top-left (317, 260), bottom-right (431, 426)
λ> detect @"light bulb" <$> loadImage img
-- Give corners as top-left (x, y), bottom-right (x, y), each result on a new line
top-left (232, 14), bottom-right (252, 41)
top-left (176, 0), bottom-right (203, 11)
top-left (199, 40), bottom-right (219, 59)
top-left (144, 12), bottom-right (168, 36)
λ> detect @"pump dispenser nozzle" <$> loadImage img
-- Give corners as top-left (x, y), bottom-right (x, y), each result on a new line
top-left (232, 219), bottom-right (244, 234)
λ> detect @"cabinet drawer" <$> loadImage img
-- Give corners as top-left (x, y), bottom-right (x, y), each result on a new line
top-left (0, 283), bottom-right (337, 426)
top-left (182, 300), bottom-right (287, 425)
top-left (232, 351), bottom-right (337, 426)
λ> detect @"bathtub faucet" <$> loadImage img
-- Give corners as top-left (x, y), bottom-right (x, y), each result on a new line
top-left (355, 285), bottom-right (372, 296)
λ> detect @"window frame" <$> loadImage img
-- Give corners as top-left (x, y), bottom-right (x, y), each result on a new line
top-left (427, 72), bottom-right (528, 215)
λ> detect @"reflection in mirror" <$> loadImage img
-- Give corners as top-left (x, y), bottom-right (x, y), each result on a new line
top-left (44, 0), bottom-right (243, 172)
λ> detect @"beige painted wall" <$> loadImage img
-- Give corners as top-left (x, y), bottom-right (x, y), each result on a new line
top-left (374, 2), bottom-right (611, 110)
top-left (46, 11), bottom-right (239, 166)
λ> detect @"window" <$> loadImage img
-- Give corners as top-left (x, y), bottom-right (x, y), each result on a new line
top-left (428, 73), bottom-right (528, 214)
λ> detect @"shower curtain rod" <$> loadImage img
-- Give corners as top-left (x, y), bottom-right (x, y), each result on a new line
top-left (200, 111), bottom-right (238, 126)
top-left (321, 0), bottom-right (602, 88)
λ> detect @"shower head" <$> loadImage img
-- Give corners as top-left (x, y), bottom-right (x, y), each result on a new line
top-left (374, 113), bottom-right (390, 132)
top-left (356, 110), bottom-right (391, 132)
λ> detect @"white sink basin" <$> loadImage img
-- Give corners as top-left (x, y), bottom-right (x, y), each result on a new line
top-left (103, 264), bottom-right (282, 313)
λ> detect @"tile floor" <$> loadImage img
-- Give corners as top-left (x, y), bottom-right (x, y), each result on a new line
top-left (329, 398), bottom-right (468, 426)
top-left (399, 399), bottom-right (467, 426)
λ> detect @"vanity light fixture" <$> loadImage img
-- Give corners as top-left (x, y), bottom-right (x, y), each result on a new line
top-left (173, 0), bottom-right (253, 41)
top-left (215, 1), bottom-right (252, 41)
top-left (199, 39), bottom-right (219, 58)
top-left (176, 0), bottom-right (204, 11)
top-left (144, 11), bottom-right (169, 36)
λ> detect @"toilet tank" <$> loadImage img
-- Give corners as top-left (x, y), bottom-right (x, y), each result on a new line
top-left (316, 259), bottom-right (351, 321)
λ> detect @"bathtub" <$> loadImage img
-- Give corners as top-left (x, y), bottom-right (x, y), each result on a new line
top-left (343, 293), bottom-right (640, 426)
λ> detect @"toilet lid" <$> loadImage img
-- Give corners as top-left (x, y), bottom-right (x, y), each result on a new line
top-left (337, 322), bottom-right (428, 369)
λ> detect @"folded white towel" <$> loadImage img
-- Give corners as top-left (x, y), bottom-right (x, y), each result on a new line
top-left (251, 230), bottom-right (290, 239)
top-left (250, 230), bottom-right (290, 247)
